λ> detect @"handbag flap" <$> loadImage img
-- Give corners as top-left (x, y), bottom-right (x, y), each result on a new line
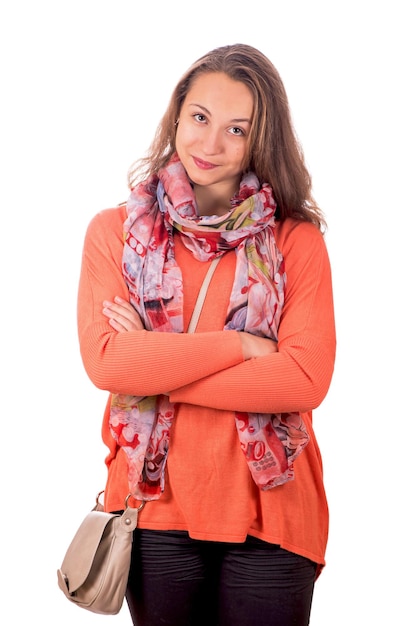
top-left (60, 510), bottom-right (119, 593)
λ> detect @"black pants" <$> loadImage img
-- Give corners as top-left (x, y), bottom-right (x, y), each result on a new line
top-left (126, 530), bottom-right (317, 626)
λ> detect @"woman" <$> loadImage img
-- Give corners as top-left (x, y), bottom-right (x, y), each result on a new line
top-left (77, 43), bottom-right (336, 626)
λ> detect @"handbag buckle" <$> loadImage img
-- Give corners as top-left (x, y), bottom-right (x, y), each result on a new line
top-left (125, 493), bottom-right (146, 512)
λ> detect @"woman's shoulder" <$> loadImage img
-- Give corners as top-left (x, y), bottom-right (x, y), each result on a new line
top-left (274, 218), bottom-right (325, 252)
top-left (86, 202), bottom-right (127, 233)
top-left (82, 203), bottom-right (128, 257)
top-left (86, 203), bottom-right (126, 239)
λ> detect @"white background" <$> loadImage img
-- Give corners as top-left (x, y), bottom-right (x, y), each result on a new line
top-left (1, 1), bottom-right (416, 624)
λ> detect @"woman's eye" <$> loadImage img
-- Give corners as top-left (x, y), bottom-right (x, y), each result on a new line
top-left (229, 127), bottom-right (245, 136)
top-left (193, 113), bottom-right (207, 123)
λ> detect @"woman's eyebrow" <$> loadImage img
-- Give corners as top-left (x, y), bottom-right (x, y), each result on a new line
top-left (187, 102), bottom-right (251, 123)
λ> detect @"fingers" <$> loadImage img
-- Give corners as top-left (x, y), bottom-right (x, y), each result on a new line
top-left (102, 297), bottom-right (145, 332)
top-left (239, 332), bottom-right (278, 360)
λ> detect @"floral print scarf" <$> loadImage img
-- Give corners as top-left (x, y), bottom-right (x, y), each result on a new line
top-left (110, 154), bottom-right (309, 500)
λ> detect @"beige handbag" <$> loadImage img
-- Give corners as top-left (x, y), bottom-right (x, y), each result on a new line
top-left (57, 492), bottom-right (145, 614)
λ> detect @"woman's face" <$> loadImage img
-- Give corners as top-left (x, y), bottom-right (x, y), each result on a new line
top-left (175, 71), bottom-right (254, 214)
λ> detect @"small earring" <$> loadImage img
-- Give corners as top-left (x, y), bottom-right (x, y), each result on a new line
top-left (175, 119), bottom-right (179, 126)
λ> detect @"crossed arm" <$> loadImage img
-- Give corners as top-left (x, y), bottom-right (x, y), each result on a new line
top-left (102, 296), bottom-right (277, 360)
top-left (78, 209), bottom-right (335, 414)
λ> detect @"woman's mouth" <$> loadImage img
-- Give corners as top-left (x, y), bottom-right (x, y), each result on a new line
top-left (192, 156), bottom-right (218, 170)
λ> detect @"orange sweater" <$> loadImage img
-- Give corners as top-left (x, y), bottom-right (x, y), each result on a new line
top-left (77, 205), bottom-right (336, 569)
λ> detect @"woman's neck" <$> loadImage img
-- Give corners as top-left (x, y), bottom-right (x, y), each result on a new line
top-left (194, 181), bottom-right (238, 217)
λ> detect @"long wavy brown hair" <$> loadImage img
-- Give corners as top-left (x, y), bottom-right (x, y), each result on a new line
top-left (128, 43), bottom-right (326, 231)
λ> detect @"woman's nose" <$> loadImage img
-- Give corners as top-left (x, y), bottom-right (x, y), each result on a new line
top-left (202, 127), bottom-right (223, 155)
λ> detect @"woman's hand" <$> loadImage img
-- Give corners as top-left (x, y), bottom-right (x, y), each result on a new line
top-left (239, 331), bottom-right (278, 360)
top-left (102, 296), bottom-right (145, 332)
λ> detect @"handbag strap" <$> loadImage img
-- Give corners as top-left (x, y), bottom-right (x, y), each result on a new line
top-left (187, 256), bottom-right (221, 333)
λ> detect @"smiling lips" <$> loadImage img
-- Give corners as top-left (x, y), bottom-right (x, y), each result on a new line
top-left (192, 156), bottom-right (218, 170)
